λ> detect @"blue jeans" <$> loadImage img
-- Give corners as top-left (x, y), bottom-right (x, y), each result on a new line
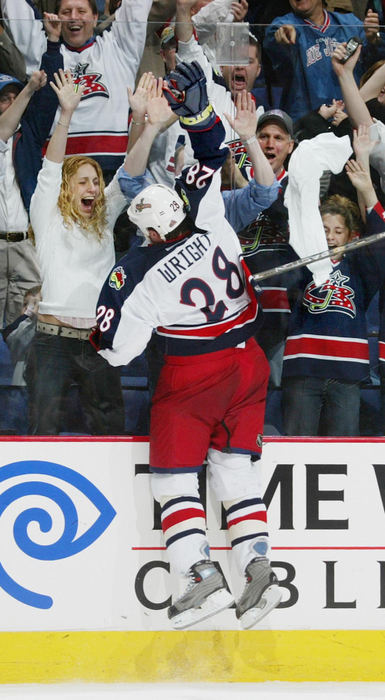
top-left (282, 375), bottom-right (361, 436)
top-left (25, 332), bottom-right (124, 435)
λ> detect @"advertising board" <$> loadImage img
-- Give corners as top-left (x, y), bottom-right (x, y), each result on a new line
top-left (0, 438), bottom-right (383, 633)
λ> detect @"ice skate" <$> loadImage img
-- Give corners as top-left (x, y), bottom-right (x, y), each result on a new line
top-left (168, 560), bottom-right (234, 630)
top-left (236, 557), bottom-right (282, 629)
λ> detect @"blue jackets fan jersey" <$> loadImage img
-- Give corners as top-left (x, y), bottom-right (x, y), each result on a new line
top-left (93, 118), bottom-right (263, 366)
top-left (364, 203), bottom-right (385, 376)
top-left (264, 10), bottom-right (367, 120)
top-left (2, 0), bottom-right (152, 174)
top-left (282, 203), bottom-right (385, 383)
top-left (237, 173), bottom-right (301, 348)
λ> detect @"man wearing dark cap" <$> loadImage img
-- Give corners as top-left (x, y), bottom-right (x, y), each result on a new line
top-left (237, 109), bottom-right (300, 401)
top-left (256, 109), bottom-right (294, 179)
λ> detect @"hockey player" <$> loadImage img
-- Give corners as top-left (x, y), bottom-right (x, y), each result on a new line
top-left (172, 0), bottom-right (295, 377)
top-left (92, 62), bottom-right (282, 630)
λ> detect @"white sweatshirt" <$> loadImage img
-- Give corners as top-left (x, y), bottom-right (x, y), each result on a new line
top-left (30, 157), bottom-right (127, 319)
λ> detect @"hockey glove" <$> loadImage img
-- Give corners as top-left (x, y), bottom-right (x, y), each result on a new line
top-left (163, 61), bottom-right (215, 129)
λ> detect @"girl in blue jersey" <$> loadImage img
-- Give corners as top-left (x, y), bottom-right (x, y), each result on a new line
top-left (282, 132), bottom-right (385, 436)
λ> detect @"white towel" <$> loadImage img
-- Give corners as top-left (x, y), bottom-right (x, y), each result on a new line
top-left (284, 132), bottom-right (353, 286)
top-left (369, 119), bottom-right (385, 193)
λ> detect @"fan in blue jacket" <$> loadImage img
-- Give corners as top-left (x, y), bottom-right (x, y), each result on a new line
top-left (263, 0), bottom-right (384, 120)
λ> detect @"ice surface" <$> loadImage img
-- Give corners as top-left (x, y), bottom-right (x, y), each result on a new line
top-left (0, 683), bottom-right (384, 700)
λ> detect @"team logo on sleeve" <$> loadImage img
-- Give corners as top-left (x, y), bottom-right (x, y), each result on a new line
top-left (109, 266), bottom-right (126, 291)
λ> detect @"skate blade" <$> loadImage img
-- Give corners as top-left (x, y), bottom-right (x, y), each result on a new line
top-left (171, 588), bottom-right (234, 630)
top-left (239, 584), bottom-right (282, 630)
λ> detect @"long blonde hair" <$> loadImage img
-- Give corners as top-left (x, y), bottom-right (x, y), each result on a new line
top-left (58, 156), bottom-right (107, 240)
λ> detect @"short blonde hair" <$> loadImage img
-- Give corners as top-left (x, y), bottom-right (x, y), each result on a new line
top-left (58, 156), bottom-right (107, 240)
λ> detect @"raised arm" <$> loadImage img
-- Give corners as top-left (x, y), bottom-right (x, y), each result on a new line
top-left (263, 16), bottom-right (297, 66)
top-left (12, 40), bottom-right (64, 213)
top-left (176, 0), bottom-right (196, 43)
top-left (224, 90), bottom-right (274, 187)
top-left (163, 60), bottom-right (231, 230)
top-left (111, 0), bottom-right (153, 86)
top-left (46, 70), bottom-right (84, 164)
top-left (123, 78), bottom-right (174, 177)
top-left (176, 0), bottom-right (222, 99)
top-left (0, 70), bottom-right (46, 142)
top-left (126, 71), bottom-right (155, 154)
top-left (345, 125), bottom-right (378, 215)
top-left (42, 11), bottom-right (62, 44)
top-left (360, 61), bottom-right (385, 103)
top-left (192, 0), bottom-right (248, 44)
top-left (331, 42), bottom-right (372, 128)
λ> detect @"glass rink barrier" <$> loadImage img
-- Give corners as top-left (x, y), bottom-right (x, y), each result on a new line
top-left (0, 10), bottom-right (384, 440)
top-left (0, 6), bottom-right (384, 688)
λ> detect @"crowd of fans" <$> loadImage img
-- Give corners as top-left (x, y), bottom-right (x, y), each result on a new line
top-left (1, 0), bottom-right (385, 437)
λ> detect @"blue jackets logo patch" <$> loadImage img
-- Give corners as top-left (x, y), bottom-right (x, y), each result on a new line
top-left (72, 62), bottom-right (108, 99)
top-left (303, 269), bottom-right (356, 318)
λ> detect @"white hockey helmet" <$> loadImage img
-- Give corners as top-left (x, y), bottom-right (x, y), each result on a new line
top-left (127, 184), bottom-right (186, 242)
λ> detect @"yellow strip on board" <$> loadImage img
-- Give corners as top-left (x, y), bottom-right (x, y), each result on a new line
top-left (0, 630), bottom-right (384, 683)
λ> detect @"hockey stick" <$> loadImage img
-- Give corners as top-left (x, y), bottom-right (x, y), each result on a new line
top-left (251, 230), bottom-right (385, 283)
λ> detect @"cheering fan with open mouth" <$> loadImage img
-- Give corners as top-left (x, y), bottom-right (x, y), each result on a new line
top-left (25, 69), bottom-right (128, 436)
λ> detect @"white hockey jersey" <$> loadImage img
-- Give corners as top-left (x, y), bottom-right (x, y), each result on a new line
top-left (93, 116), bottom-right (263, 367)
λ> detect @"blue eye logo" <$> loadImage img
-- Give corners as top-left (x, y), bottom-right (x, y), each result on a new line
top-left (0, 460), bottom-right (116, 609)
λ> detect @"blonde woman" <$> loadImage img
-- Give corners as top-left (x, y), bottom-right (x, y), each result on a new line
top-left (26, 70), bottom-right (126, 435)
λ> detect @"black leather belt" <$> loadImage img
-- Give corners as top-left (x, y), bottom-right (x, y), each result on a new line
top-left (0, 231), bottom-right (28, 242)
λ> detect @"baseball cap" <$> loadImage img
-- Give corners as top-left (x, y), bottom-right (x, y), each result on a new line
top-left (257, 109), bottom-right (294, 138)
top-left (160, 25), bottom-right (176, 48)
top-left (0, 73), bottom-right (23, 94)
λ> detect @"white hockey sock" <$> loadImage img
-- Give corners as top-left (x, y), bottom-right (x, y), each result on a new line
top-left (160, 495), bottom-right (210, 576)
top-left (223, 496), bottom-right (269, 573)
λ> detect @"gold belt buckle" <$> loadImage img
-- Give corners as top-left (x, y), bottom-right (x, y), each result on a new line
top-left (6, 232), bottom-right (23, 242)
